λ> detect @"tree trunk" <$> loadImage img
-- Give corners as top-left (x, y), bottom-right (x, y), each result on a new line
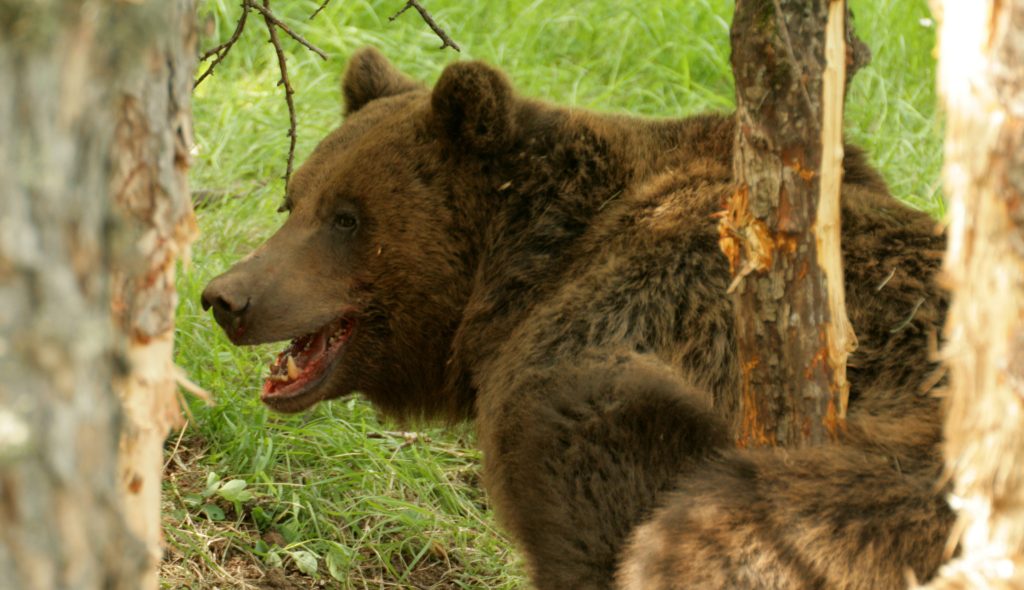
top-left (722, 0), bottom-right (858, 447)
top-left (921, 0), bottom-right (1024, 586)
top-left (110, 2), bottom-right (199, 588)
top-left (0, 2), bottom-right (196, 589)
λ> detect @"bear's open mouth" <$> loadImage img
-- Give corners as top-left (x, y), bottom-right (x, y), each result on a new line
top-left (261, 317), bottom-right (355, 404)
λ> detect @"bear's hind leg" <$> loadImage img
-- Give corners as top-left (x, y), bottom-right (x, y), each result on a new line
top-left (475, 352), bottom-right (730, 590)
top-left (616, 447), bottom-right (953, 590)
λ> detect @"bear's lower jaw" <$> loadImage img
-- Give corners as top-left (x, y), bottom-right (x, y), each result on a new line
top-left (260, 316), bottom-right (355, 412)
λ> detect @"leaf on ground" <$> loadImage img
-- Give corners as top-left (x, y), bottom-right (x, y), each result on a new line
top-left (218, 478), bottom-right (253, 502)
top-left (201, 504), bottom-right (226, 521)
top-left (290, 549), bottom-right (319, 577)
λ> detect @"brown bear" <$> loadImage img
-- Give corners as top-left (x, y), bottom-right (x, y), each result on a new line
top-left (202, 48), bottom-right (953, 589)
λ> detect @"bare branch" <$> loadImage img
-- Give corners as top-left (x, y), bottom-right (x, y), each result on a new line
top-left (309, 0), bottom-right (332, 20)
top-left (195, 2), bottom-right (250, 88)
top-left (390, 0), bottom-right (461, 52)
top-left (198, 0), bottom-right (329, 185)
top-left (261, 0), bottom-right (298, 186)
top-left (247, 0), bottom-right (327, 60)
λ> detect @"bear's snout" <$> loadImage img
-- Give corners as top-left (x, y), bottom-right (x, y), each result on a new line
top-left (200, 222), bottom-right (359, 347)
top-left (202, 275), bottom-right (253, 343)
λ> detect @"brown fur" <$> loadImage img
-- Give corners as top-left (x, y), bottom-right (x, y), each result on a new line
top-left (202, 47), bottom-right (952, 589)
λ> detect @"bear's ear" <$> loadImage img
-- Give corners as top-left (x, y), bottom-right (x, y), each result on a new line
top-left (342, 47), bottom-right (422, 115)
top-left (431, 61), bottom-right (516, 153)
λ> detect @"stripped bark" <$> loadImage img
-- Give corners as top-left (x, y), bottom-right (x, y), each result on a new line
top-left (0, 1), bottom-right (196, 588)
top-left (110, 2), bottom-right (199, 588)
top-left (920, 0), bottom-right (1024, 586)
top-left (722, 0), bottom-right (859, 447)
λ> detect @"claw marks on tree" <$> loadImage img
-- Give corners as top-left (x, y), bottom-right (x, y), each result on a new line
top-left (722, 172), bottom-right (846, 448)
top-left (723, 0), bottom-right (858, 448)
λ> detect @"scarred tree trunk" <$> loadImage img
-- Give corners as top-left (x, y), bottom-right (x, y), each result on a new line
top-left (921, 0), bottom-right (1024, 586)
top-left (110, 2), bottom-right (199, 588)
top-left (722, 0), bottom-right (859, 447)
top-left (0, 2), bottom-right (196, 589)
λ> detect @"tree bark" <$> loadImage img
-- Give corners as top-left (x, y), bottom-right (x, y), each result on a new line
top-left (722, 0), bottom-right (858, 447)
top-left (110, 2), bottom-right (199, 588)
top-left (921, 0), bottom-right (1024, 587)
top-left (0, 2), bottom-right (196, 589)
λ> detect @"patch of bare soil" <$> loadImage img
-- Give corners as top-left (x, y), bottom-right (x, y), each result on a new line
top-left (258, 568), bottom-right (313, 590)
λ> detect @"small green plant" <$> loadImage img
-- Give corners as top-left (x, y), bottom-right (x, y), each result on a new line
top-left (178, 472), bottom-right (254, 522)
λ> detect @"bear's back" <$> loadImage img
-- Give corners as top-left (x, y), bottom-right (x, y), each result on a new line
top-left (530, 115), bottom-right (946, 443)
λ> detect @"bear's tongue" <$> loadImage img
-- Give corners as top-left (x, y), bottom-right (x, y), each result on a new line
top-left (263, 318), bottom-right (353, 398)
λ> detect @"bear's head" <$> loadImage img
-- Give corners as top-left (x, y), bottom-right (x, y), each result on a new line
top-left (201, 47), bottom-right (519, 417)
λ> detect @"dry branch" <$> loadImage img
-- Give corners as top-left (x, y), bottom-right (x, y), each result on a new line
top-left (390, 0), bottom-right (461, 52)
top-left (309, 0), bottom-right (332, 20)
top-left (248, 0), bottom-right (327, 60)
top-left (194, 0), bottom-right (329, 186)
top-left (817, 0), bottom-right (857, 418)
top-left (261, 0), bottom-right (298, 186)
top-left (195, 0), bottom-right (460, 186)
top-left (195, 2), bottom-right (249, 88)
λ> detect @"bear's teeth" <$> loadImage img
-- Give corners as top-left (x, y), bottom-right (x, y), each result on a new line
top-left (286, 355), bottom-right (301, 380)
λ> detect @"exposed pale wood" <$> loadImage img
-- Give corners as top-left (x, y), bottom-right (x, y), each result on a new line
top-left (817, 0), bottom-right (857, 417)
top-left (109, 3), bottom-right (197, 587)
top-left (724, 0), bottom-right (856, 447)
top-left (920, 0), bottom-right (1024, 587)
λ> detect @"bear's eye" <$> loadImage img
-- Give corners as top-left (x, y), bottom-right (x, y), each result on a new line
top-left (333, 212), bottom-right (358, 231)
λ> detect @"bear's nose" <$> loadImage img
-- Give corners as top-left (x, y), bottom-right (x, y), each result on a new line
top-left (200, 288), bottom-right (248, 315)
top-left (201, 278), bottom-right (251, 340)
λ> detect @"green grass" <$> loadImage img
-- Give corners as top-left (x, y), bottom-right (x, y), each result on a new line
top-left (167, 1), bottom-right (942, 587)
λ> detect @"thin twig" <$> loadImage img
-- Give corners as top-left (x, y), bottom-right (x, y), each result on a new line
top-left (194, 0), bottom-right (324, 185)
top-left (163, 420), bottom-right (190, 472)
top-left (247, 0), bottom-right (327, 60)
top-left (890, 297), bottom-right (927, 334)
top-left (309, 0), bottom-right (332, 19)
top-left (390, 0), bottom-right (461, 52)
top-left (175, 365), bottom-right (213, 404)
top-left (368, 430), bottom-right (427, 451)
top-left (198, 11), bottom-right (245, 62)
top-left (194, 2), bottom-right (250, 88)
top-left (366, 430), bottom-right (427, 444)
top-left (261, 0), bottom-right (298, 186)
top-left (875, 267), bottom-right (897, 291)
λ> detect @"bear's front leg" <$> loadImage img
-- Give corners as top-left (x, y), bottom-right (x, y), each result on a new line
top-left (475, 351), bottom-right (729, 590)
